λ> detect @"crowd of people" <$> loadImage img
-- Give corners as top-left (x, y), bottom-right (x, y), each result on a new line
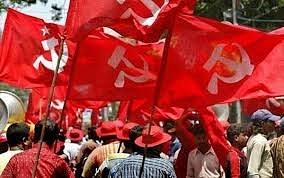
top-left (0, 108), bottom-right (283, 178)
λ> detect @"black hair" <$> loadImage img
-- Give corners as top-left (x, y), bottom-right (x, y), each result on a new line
top-left (190, 124), bottom-right (205, 136)
top-left (227, 124), bottom-right (246, 144)
top-left (129, 125), bottom-right (144, 153)
top-left (34, 119), bottom-right (59, 147)
top-left (87, 126), bottom-right (99, 141)
top-left (251, 120), bottom-right (264, 134)
top-left (129, 125), bottom-right (144, 142)
top-left (6, 123), bottom-right (30, 147)
top-left (163, 120), bottom-right (175, 132)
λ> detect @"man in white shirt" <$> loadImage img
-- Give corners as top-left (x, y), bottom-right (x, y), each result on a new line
top-left (0, 123), bottom-right (30, 174)
top-left (247, 109), bottom-right (275, 178)
top-left (186, 124), bottom-right (225, 178)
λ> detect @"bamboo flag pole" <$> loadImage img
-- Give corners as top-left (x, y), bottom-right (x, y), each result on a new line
top-left (126, 100), bottom-right (133, 123)
top-left (39, 98), bottom-right (42, 121)
top-left (138, 16), bottom-right (175, 178)
top-left (53, 40), bottom-right (82, 153)
top-left (31, 36), bottom-right (66, 178)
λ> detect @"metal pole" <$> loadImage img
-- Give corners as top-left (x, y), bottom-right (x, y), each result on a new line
top-left (232, 0), bottom-right (238, 24)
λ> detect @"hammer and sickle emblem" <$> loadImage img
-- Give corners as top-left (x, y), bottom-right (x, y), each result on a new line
top-left (33, 37), bottom-right (69, 73)
top-left (118, 0), bottom-right (169, 26)
top-left (51, 99), bottom-right (64, 110)
top-left (108, 45), bottom-right (157, 88)
top-left (203, 43), bottom-right (254, 94)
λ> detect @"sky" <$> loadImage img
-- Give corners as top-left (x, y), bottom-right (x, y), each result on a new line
top-left (0, 0), bottom-right (70, 31)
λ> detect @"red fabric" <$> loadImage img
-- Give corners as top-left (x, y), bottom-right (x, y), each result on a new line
top-left (241, 97), bottom-right (284, 116)
top-left (199, 108), bottom-right (231, 168)
top-left (25, 87), bottom-right (66, 125)
top-left (0, 9), bottom-right (75, 88)
top-left (174, 111), bottom-right (196, 178)
top-left (116, 100), bottom-right (153, 125)
top-left (270, 27), bottom-right (284, 34)
top-left (116, 100), bottom-right (184, 125)
top-left (116, 101), bottom-right (131, 122)
top-left (227, 147), bottom-right (242, 178)
top-left (25, 87), bottom-right (107, 128)
top-left (1, 143), bottom-right (75, 178)
top-left (65, 0), bottom-right (194, 42)
top-left (68, 30), bottom-right (163, 101)
top-left (159, 12), bottom-right (284, 108)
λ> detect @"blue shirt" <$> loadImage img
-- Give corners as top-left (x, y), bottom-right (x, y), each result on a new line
top-left (109, 154), bottom-right (177, 178)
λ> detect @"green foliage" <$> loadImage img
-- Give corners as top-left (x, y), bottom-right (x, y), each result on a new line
top-left (195, 0), bottom-right (284, 31)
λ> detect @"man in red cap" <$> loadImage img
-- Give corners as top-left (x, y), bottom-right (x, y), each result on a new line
top-left (99, 123), bottom-right (143, 178)
top-left (81, 121), bottom-right (121, 178)
top-left (59, 127), bottom-right (84, 171)
top-left (109, 125), bottom-right (176, 178)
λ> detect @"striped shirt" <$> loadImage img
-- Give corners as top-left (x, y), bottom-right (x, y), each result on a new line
top-left (109, 154), bottom-right (177, 178)
top-left (82, 141), bottom-right (122, 178)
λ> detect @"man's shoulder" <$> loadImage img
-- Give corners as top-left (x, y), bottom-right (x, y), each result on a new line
top-left (188, 148), bottom-right (198, 156)
top-left (250, 134), bottom-right (267, 143)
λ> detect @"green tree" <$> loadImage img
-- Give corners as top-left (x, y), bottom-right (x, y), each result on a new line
top-left (195, 0), bottom-right (284, 31)
top-left (0, 0), bottom-right (62, 20)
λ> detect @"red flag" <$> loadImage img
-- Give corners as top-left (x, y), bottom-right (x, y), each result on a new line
top-left (68, 30), bottom-right (163, 101)
top-left (269, 27), bottom-right (284, 34)
top-left (25, 86), bottom-right (108, 129)
top-left (25, 86), bottom-right (67, 126)
top-left (0, 9), bottom-right (75, 88)
top-left (116, 100), bottom-right (184, 125)
top-left (159, 13), bottom-right (284, 108)
top-left (65, 0), bottom-right (195, 42)
top-left (199, 107), bottom-right (231, 168)
top-left (116, 100), bottom-right (150, 125)
top-left (241, 97), bottom-right (284, 116)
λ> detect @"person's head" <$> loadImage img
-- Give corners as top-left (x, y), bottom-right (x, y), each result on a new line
top-left (96, 121), bottom-right (118, 143)
top-left (0, 132), bottom-right (8, 153)
top-left (87, 126), bottom-right (99, 141)
top-left (135, 126), bottom-right (171, 156)
top-left (227, 124), bottom-right (248, 149)
top-left (129, 125), bottom-right (144, 153)
top-left (6, 123), bottom-right (30, 149)
top-left (163, 120), bottom-right (177, 141)
top-left (34, 118), bottom-right (59, 147)
top-left (277, 118), bottom-right (284, 136)
top-left (116, 122), bottom-right (139, 151)
top-left (250, 109), bottom-right (280, 135)
top-left (191, 124), bottom-right (210, 153)
top-left (65, 127), bottom-right (84, 143)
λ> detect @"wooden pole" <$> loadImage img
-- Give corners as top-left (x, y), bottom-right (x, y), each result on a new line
top-left (53, 41), bottom-right (82, 152)
top-left (31, 36), bottom-right (65, 178)
top-left (138, 16), bottom-right (175, 178)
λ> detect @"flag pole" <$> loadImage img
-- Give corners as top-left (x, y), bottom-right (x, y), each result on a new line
top-left (138, 16), bottom-right (175, 178)
top-left (53, 40), bottom-right (82, 152)
top-left (31, 36), bottom-right (66, 178)
top-left (232, 0), bottom-right (238, 25)
top-left (126, 100), bottom-right (133, 123)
